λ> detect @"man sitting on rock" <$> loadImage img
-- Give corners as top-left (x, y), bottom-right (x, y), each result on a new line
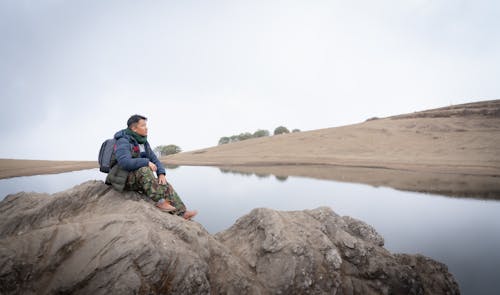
top-left (105, 114), bottom-right (197, 220)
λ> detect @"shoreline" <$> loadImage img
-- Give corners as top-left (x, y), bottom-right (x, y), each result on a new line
top-left (0, 159), bottom-right (98, 179)
top-left (1, 159), bottom-right (498, 199)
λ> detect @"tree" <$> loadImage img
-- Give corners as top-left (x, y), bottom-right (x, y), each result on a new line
top-left (218, 126), bottom-right (297, 144)
top-left (292, 129), bottom-right (301, 133)
top-left (238, 132), bottom-right (253, 141)
top-left (274, 126), bottom-right (290, 135)
top-left (218, 137), bottom-right (230, 145)
top-left (164, 144), bottom-right (182, 155)
top-left (253, 129), bottom-right (270, 138)
top-left (155, 144), bottom-right (182, 156)
top-left (153, 146), bottom-right (163, 157)
top-left (230, 135), bottom-right (239, 143)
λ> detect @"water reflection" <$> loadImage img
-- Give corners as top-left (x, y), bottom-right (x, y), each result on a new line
top-left (218, 164), bottom-right (500, 199)
top-left (275, 175), bottom-right (288, 182)
top-left (165, 165), bottom-right (180, 169)
top-left (219, 167), bottom-right (287, 182)
top-left (219, 168), bottom-right (255, 177)
top-left (0, 166), bottom-right (499, 295)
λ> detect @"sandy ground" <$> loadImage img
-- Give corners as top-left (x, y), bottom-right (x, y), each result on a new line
top-left (0, 159), bottom-right (97, 179)
top-left (163, 100), bottom-right (500, 199)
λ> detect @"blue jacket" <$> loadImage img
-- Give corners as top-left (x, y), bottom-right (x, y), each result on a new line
top-left (113, 129), bottom-right (166, 176)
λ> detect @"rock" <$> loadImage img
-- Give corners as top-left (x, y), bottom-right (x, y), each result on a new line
top-left (216, 207), bottom-right (460, 295)
top-left (0, 180), bottom-right (460, 294)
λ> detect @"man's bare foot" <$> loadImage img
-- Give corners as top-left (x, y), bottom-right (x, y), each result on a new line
top-left (156, 200), bottom-right (177, 212)
top-left (183, 210), bottom-right (198, 220)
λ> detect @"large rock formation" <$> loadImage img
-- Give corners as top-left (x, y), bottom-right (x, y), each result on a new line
top-left (0, 180), bottom-right (460, 294)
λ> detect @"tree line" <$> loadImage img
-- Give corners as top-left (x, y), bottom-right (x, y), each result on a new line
top-left (218, 126), bottom-right (301, 145)
top-left (153, 126), bottom-right (302, 154)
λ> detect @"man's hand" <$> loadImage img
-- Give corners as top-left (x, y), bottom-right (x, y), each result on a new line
top-left (158, 174), bottom-right (167, 185)
top-left (148, 161), bottom-right (157, 172)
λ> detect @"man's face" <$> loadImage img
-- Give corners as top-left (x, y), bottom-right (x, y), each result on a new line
top-left (131, 119), bottom-right (148, 136)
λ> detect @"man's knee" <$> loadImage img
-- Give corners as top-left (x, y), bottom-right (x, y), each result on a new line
top-left (136, 166), bottom-right (156, 180)
top-left (137, 166), bottom-right (151, 174)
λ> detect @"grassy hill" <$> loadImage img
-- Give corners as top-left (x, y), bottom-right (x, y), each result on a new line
top-left (163, 99), bottom-right (500, 198)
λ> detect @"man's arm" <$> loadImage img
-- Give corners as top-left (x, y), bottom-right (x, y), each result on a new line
top-left (146, 143), bottom-right (166, 176)
top-left (115, 138), bottom-right (149, 171)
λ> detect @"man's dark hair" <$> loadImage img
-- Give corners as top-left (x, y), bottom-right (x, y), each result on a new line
top-left (127, 114), bottom-right (147, 128)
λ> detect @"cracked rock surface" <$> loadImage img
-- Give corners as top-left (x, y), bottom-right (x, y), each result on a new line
top-left (0, 180), bottom-right (460, 294)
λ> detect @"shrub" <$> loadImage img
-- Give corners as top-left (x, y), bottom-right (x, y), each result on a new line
top-left (238, 132), bottom-right (253, 141)
top-left (274, 126), bottom-right (290, 135)
top-left (218, 137), bottom-right (230, 145)
top-left (154, 144), bottom-right (182, 156)
top-left (253, 129), bottom-right (270, 137)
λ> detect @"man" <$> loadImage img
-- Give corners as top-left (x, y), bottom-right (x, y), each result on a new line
top-left (105, 114), bottom-right (197, 220)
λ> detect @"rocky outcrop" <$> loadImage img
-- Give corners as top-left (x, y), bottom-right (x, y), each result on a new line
top-left (0, 180), bottom-right (460, 294)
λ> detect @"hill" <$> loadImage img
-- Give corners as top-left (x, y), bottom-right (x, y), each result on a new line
top-left (164, 100), bottom-right (500, 198)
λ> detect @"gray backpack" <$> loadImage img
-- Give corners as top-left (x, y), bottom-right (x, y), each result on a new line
top-left (98, 138), bottom-right (117, 173)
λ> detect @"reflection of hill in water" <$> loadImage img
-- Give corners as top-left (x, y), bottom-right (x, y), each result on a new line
top-left (218, 164), bottom-right (500, 200)
top-left (219, 168), bottom-right (288, 182)
top-left (165, 164), bottom-right (180, 169)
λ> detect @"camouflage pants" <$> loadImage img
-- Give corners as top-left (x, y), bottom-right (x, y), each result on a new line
top-left (124, 166), bottom-right (186, 216)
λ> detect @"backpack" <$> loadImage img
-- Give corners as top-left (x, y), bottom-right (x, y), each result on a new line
top-left (98, 138), bottom-right (117, 173)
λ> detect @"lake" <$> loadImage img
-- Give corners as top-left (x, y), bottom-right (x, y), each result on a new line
top-left (1, 166), bottom-right (499, 295)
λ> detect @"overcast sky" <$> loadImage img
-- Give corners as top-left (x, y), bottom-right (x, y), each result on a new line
top-left (1, 0), bottom-right (499, 161)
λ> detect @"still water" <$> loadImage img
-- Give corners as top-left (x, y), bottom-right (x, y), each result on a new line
top-left (1, 166), bottom-right (499, 295)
